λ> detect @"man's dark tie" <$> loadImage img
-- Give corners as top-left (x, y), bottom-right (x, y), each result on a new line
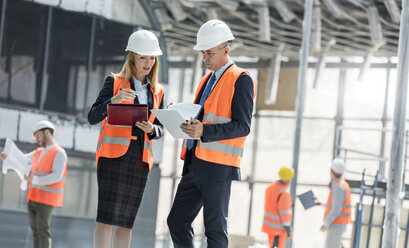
top-left (186, 73), bottom-right (216, 150)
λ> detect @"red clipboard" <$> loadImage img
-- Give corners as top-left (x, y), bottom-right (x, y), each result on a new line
top-left (107, 104), bottom-right (148, 125)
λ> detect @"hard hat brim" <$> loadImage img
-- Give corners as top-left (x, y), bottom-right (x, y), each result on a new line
top-left (193, 36), bottom-right (235, 51)
top-left (32, 120), bottom-right (55, 139)
top-left (193, 44), bottom-right (213, 51)
top-left (329, 160), bottom-right (345, 174)
top-left (125, 48), bottom-right (163, 56)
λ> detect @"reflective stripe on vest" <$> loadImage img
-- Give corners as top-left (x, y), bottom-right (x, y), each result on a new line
top-left (95, 74), bottom-right (163, 170)
top-left (97, 136), bottom-right (133, 150)
top-left (263, 219), bottom-right (285, 230)
top-left (262, 181), bottom-right (292, 235)
top-left (196, 141), bottom-right (244, 157)
top-left (264, 211), bottom-right (280, 220)
top-left (32, 171), bottom-right (48, 176)
top-left (144, 140), bottom-right (153, 154)
top-left (203, 113), bottom-right (231, 124)
top-left (28, 146), bottom-right (67, 207)
top-left (31, 171), bottom-right (65, 194)
top-left (31, 185), bottom-right (64, 194)
top-left (180, 64), bottom-right (257, 168)
top-left (279, 210), bottom-right (292, 215)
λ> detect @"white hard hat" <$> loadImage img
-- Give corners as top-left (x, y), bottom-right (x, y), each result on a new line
top-left (330, 158), bottom-right (345, 174)
top-left (32, 120), bottom-right (55, 135)
top-left (193, 19), bottom-right (235, 51)
top-left (125, 30), bottom-right (163, 56)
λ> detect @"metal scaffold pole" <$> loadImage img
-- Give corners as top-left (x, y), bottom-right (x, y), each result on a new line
top-left (289, 0), bottom-right (313, 247)
top-left (382, 0), bottom-right (409, 247)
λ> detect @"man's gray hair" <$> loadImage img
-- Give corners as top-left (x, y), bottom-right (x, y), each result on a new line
top-left (219, 40), bottom-right (234, 49)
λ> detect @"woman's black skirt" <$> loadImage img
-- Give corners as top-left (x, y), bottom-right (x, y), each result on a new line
top-left (96, 140), bottom-right (149, 229)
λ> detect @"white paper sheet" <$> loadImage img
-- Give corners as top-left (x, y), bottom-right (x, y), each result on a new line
top-left (151, 103), bottom-right (202, 139)
top-left (2, 138), bottom-right (32, 191)
top-left (167, 102), bottom-right (202, 120)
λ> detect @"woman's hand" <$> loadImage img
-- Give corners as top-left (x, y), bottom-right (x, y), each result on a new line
top-left (135, 121), bottom-right (154, 134)
top-left (111, 88), bottom-right (136, 104)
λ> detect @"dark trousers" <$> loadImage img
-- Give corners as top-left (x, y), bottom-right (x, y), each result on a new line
top-left (28, 201), bottom-right (54, 248)
top-left (167, 172), bottom-right (232, 248)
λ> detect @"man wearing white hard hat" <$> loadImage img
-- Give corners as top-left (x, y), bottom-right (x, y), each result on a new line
top-left (0, 120), bottom-right (67, 248)
top-left (320, 158), bottom-right (352, 248)
top-left (88, 29), bottom-right (165, 248)
top-left (167, 19), bottom-right (256, 247)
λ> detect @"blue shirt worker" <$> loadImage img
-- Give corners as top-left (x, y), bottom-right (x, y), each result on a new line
top-left (167, 19), bottom-right (256, 248)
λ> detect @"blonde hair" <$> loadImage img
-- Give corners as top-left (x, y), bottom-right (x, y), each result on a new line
top-left (115, 52), bottom-right (160, 93)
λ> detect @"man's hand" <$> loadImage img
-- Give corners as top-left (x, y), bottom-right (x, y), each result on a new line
top-left (24, 174), bottom-right (33, 182)
top-left (320, 225), bottom-right (326, 232)
top-left (287, 235), bottom-right (292, 240)
top-left (135, 121), bottom-right (154, 134)
top-left (180, 118), bottom-right (203, 138)
top-left (0, 152), bottom-right (6, 160)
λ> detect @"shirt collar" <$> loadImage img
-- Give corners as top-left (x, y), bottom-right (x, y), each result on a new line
top-left (332, 177), bottom-right (342, 185)
top-left (213, 59), bottom-right (233, 81)
top-left (132, 76), bottom-right (151, 91)
top-left (44, 143), bottom-right (56, 150)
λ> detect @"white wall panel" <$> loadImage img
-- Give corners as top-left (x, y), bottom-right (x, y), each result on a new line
top-left (75, 125), bottom-right (99, 153)
top-left (0, 108), bottom-right (19, 140)
top-left (18, 112), bottom-right (47, 143)
top-left (54, 122), bottom-right (74, 149)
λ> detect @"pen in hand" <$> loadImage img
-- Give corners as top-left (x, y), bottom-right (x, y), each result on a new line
top-left (119, 87), bottom-right (137, 95)
top-left (112, 87), bottom-right (136, 103)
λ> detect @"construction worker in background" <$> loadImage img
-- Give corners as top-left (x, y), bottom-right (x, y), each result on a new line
top-left (0, 120), bottom-right (67, 248)
top-left (262, 166), bottom-right (294, 248)
top-left (320, 158), bottom-right (352, 248)
top-left (167, 19), bottom-right (256, 248)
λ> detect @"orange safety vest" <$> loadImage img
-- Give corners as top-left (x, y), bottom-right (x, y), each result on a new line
top-left (95, 74), bottom-right (164, 171)
top-left (27, 145), bottom-right (67, 207)
top-left (262, 181), bottom-right (293, 235)
top-left (324, 179), bottom-right (352, 225)
top-left (180, 64), bottom-right (256, 167)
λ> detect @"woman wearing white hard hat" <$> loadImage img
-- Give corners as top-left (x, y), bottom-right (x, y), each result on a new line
top-left (88, 29), bottom-right (165, 248)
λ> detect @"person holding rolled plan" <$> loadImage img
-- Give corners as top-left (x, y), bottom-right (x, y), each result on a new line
top-left (87, 29), bottom-right (165, 248)
top-left (1, 120), bottom-right (67, 248)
